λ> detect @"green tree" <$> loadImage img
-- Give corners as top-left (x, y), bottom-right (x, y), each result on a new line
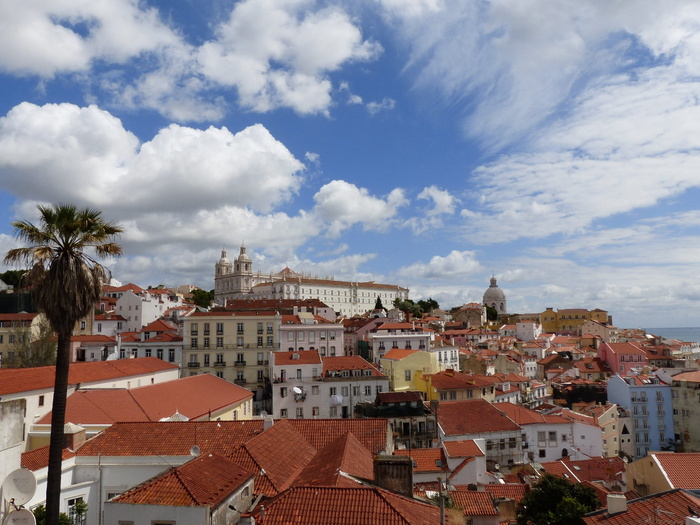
top-left (191, 288), bottom-right (215, 308)
top-left (485, 305), bottom-right (499, 321)
top-left (516, 473), bottom-right (599, 525)
top-left (374, 296), bottom-right (384, 310)
top-left (0, 269), bottom-right (27, 288)
top-left (417, 297), bottom-right (439, 314)
top-left (32, 505), bottom-right (72, 525)
top-left (3, 317), bottom-right (56, 368)
top-left (4, 204), bottom-right (123, 525)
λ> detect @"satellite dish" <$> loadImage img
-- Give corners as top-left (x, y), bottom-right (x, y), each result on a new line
top-left (331, 395), bottom-right (343, 406)
top-left (2, 468), bottom-right (36, 506)
top-left (190, 445), bottom-right (201, 457)
top-left (494, 463), bottom-right (500, 471)
top-left (292, 386), bottom-right (302, 394)
top-left (260, 410), bottom-right (268, 418)
top-left (3, 509), bottom-right (36, 525)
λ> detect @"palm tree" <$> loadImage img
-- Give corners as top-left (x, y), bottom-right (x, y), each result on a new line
top-left (4, 204), bottom-right (123, 525)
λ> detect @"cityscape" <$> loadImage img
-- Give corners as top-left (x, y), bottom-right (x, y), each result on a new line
top-left (2, 249), bottom-right (700, 523)
top-left (2, 0), bottom-right (700, 524)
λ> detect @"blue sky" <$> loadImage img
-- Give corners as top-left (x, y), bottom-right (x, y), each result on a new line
top-left (1, 0), bottom-right (700, 328)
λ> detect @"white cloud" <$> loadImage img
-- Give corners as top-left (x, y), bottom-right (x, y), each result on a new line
top-left (397, 250), bottom-right (481, 280)
top-left (366, 97), bottom-right (396, 115)
top-left (313, 180), bottom-right (408, 236)
top-left (197, 0), bottom-right (381, 115)
top-left (0, 0), bottom-right (179, 77)
top-left (418, 185), bottom-right (456, 216)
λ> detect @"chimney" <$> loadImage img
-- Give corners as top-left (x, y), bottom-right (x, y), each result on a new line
top-left (263, 415), bottom-right (274, 430)
top-left (607, 493), bottom-right (627, 515)
top-left (64, 423), bottom-right (87, 451)
top-left (373, 455), bottom-right (413, 497)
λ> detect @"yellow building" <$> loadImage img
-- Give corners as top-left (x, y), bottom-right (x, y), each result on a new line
top-left (380, 349), bottom-right (439, 392)
top-left (183, 310), bottom-right (280, 393)
top-left (540, 307), bottom-right (609, 335)
top-left (0, 312), bottom-right (48, 366)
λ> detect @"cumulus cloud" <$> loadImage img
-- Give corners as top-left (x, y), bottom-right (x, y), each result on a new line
top-left (0, 1), bottom-right (380, 119)
top-left (0, 102), bottom-right (321, 273)
top-left (366, 97), bottom-right (396, 115)
top-left (397, 250), bottom-right (481, 280)
top-left (313, 180), bottom-right (408, 236)
top-left (418, 185), bottom-right (456, 216)
top-left (197, 0), bottom-right (381, 115)
top-left (0, 0), bottom-right (179, 77)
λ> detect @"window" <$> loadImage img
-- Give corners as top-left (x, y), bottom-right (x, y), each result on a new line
top-left (405, 370), bottom-right (412, 381)
top-left (257, 370), bottom-right (264, 381)
top-left (191, 337), bottom-right (198, 348)
top-left (216, 337), bottom-right (223, 348)
top-left (204, 354), bottom-right (210, 366)
top-left (203, 337), bottom-right (210, 348)
top-left (280, 409), bottom-right (288, 418)
top-left (312, 385), bottom-right (319, 395)
top-left (449, 392), bottom-right (457, 400)
top-left (169, 349), bottom-right (175, 362)
top-left (364, 385), bottom-right (371, 395)
top-left (440, 392), bottom-right (447, 401)
top-left (80, 321), bottom-right (86, 330)
top-left (330, 406), bottom-right (337, 417)
top-left (312, 406), bottom-right (319, 417)
top-left (203, 323), bottom-right (210, 335)
top-left (280, 387), bottom-right (287, 398)
top-left (330, 387), bottom-right (337, 396)
top-left (216, 371), bottom-right (223, 378)
top-left (145, 348), bottom-right (152, 357)
top-left (237, 336), bottom-right (244, 347)
top-left (157, 348), bottom-right (163, 359)
top-left (216, 322), bottom-right (224, 335)
top-left (296, 408), bottom-right (304, 419)
top-left (376, 385), bottom-right (383, 394)
top-left (539, 449), bottom-right (546, 458)
top-left (8, 335), bottom-right (15, 344)
top-left (257, 336), bottom-right (263, 347)
top-left (38, 395), bottom-right (44, 406)
top-left (190, 323), bottom-right (198, 335)
top-left (267, 336), bottom-right (274, 347)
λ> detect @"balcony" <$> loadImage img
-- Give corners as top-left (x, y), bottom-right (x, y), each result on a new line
top-left (214, 361), bottom-right (226, 367)
top-left (234, 378), bottom-right (247, 385)
top-left (234, 361), bottom-right (246, 367)
top-left (187, 362), bottom-right (200, 368)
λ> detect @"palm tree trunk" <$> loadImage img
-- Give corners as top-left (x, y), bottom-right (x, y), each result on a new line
top-left (45, 330), bottom-right (71, 525)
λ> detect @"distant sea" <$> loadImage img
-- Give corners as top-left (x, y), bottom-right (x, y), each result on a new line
top-left (642, 327), bottom-right (700, 344)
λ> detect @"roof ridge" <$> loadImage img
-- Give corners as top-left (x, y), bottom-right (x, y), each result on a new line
top-left (373, 487), bottom-right (414, 525)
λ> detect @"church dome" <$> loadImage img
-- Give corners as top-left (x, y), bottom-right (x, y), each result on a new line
top-left (219, 248), bottom-right (230, 264)
top-left (238, 243), bottom-right (251, 262)
top-left (483, 276), bottom-right (507, 314)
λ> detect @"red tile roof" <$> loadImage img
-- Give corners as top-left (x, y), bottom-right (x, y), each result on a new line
top-left (496, 402), bottom-right (570, 426)
top-left (110, 452), bottom-right (254, 507)
top-left (323, 355), bottom-right (385, 377)
top-left (442, 440), bottom-right (484, 458)
top-left (382, 348), bottom-right (419, 360)
top-left (482, 484), bottom-right (528, 503)
top-left (376, 391), bottom-right (424, 404)
top-left (394, 448), bottom-right (449, 473)
top-left (294, 432), bottom-right (374, 486)
top-left (583, 489), bottom-right (700, 524)
top-left (438, 400), bottom-right (521, 436)
top-left (273, 350), bottom-right (322, 366)
top-left (249, 486), bottom-right (439, 524)
top-left (75, 420), bottom-right (265, 457)
top-left (652, 452), bottom-right (700, 489)
top-left (22, 446), bottom-right (76, 471)
top-left (36, 374), bottom-right (253, 425)
top-left (0, 357), bottom-right (178, 395)
top-left (285, 419), bottom-right (390, 455)
top-left (449, 490), bottom-right (499, 516)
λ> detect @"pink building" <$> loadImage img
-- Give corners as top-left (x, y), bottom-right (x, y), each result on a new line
top-left (597, 341), bottom-right (648, 375)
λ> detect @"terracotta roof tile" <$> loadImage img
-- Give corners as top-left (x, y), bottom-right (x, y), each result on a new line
top-left (37, 374), bottom-right (253, 425)
top-left (584, 489), bottom-right (700, 524)
top-left (110, 452), bottom-right (254, 507)
top-left (323, 355), bottom-right (385, 377)
top-left (273, 350), bottom-right (322, 366)
top-left (438, 400), bottom-right (521, 436)
top-left (0, 357), bottom-right (178, 396)
top-left (449, 490), bottom-right (499, 516)
top-left (394, 448), bottom-right (449, 473)
top-left (443, 440), bottom-right (484, 458)
top-left (285, 419), bottom-right (390, 455)
top-left (295, 432), bottom-right (374, 486)
top-left (250, 486), bottom-right (439, 524)
top-left (75, 420), bottom-right (264, 457)
top-left (482, 484), bottom-right (528, 503)
top-left (652, 452), bottom-right (700, 489)
top-left (382, 348), bottom-right (419, 360)
top-left (22, 446), bottom-right (75, 471)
